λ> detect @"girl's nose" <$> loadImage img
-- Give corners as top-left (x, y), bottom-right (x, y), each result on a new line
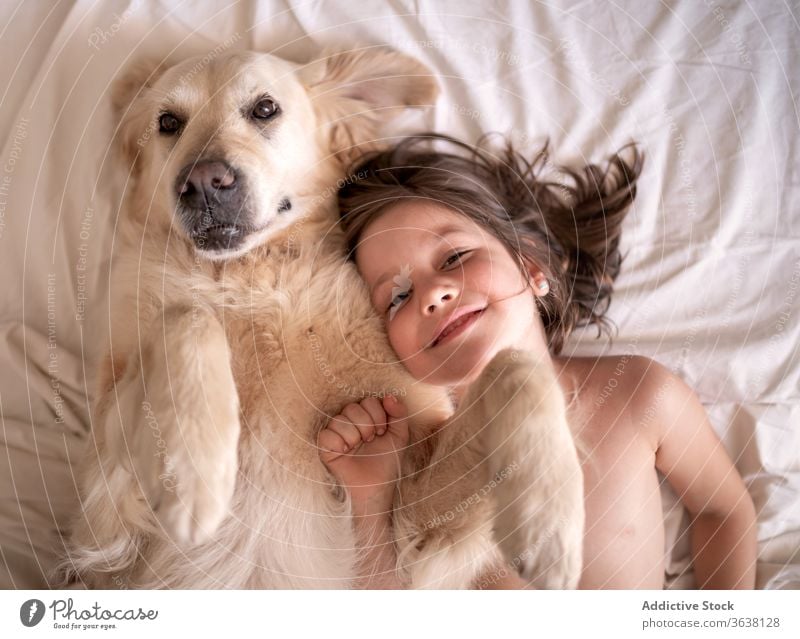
top-left (422, 285), bottom-right (456, 314)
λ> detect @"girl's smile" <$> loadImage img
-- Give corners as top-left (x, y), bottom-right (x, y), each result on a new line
top-left (429, 306), bottom-right (486, 348)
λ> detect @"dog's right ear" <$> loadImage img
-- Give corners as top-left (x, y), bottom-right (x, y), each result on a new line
top-left (110, 57), bottom-right (168, 171)
top-left (299, 47), bottom-right (439, 166)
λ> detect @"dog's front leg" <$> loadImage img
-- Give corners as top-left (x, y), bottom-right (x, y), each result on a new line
top-left (463, 348), bottom-right (585, 589)
top-left (104, 305), bottom-right (240, 545)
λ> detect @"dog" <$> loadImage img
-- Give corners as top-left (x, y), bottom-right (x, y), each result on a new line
top-left (55, 47), bottom-right (584, 588)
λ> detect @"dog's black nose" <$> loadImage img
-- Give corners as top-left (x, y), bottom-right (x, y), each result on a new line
top-left (176, 160), bottom-right (238, 207)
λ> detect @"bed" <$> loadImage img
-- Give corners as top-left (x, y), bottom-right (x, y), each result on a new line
top-left (0, 0), bottom-right (797, 589)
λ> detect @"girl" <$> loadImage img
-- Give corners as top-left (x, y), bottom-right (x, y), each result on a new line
top-left (317, 134), bottom-right (757, 589)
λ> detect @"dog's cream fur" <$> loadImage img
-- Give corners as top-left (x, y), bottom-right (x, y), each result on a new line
top-left (56, 48), bottom-right (583, 589)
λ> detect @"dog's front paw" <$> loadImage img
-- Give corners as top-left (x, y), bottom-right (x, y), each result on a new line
top-left (467, 348), bottom-right (553, 409)
top-left (105, 307), bottom-right (241, 546)
top-left (465, 348), bottom-right (585, 589)
top-left (149, 432), bottom-right (239, 546)
top-left (493, 461), bottom-right (584, 589)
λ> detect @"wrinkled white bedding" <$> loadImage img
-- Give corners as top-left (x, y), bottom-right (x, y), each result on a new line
top-left (0, 0), bottom-right (797, 589)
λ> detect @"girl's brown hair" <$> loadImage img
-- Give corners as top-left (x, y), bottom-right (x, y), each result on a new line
top-left (338, 133), bottom-right (644, 355)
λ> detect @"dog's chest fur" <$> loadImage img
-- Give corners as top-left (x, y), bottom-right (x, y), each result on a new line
top-left (137, 208), bottom-right (426, 586)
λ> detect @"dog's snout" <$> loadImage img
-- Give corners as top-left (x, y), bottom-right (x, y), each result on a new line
top-left (176, 160), bottom-right (238, 206)
top-left (186, 161), bottom-right (236, 192)
top-left (174, 159), bottom-right (253, 253)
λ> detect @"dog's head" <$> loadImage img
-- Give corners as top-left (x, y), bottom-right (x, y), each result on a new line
top-left (113, 48), bottom-right (437, 259)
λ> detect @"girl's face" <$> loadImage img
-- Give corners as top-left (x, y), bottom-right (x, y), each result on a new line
top-left (355, 200), bottom-right (549, 390)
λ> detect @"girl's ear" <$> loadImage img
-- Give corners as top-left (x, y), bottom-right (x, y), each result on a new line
top-left (300, 47), bottom-right (439, 166)
top-left (519, 250), bottom-right (550, 297)
top-left (533, 273), bottom-right (550, 296)
top-left (110, 57), bottom-right (170, 173)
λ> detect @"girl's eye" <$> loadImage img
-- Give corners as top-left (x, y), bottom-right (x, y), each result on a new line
top-left (443, 250), bottom-right (470, 268)
top-left (387, 289), bottom-right (410, 313)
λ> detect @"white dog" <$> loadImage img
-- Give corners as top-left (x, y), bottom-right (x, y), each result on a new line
top-left (56, 47), bottom-right (583, 588)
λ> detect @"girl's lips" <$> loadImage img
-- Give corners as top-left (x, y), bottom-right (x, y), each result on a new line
top-left (431, 309), bottom-right (485, 348)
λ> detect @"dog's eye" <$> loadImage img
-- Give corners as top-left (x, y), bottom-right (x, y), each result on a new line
top-left (158, 112), bottom-right (182, 135)
top-left (252, 98), bottom-right (280, 120)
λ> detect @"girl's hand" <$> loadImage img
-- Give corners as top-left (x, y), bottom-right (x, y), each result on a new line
top-left (318, 395), bottom-right (409, 516)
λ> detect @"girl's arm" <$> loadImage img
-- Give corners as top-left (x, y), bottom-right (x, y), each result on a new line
top-left (634, 358), bottom-right (757, 589)
top-left (318, 395), bottom-right (410, 589)
top-left (351, 508), bottom-right (406, 589)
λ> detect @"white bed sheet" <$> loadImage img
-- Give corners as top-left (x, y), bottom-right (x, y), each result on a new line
top-left (0, 0), bottom-right (797, 589)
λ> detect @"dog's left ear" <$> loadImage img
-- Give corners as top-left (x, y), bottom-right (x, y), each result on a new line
top-left (300, 47), bottom-right (438, 165)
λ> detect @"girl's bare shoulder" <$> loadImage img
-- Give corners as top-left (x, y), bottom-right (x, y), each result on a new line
top-left (554, 354), bottom-right (666, 444)
top-left (554, 353), bottom-right (656, 395)
top-left (556, 353), bottom-right (665, 390)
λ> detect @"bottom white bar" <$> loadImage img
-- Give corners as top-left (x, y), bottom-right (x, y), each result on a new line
top-left (2, 590), bottom-right (798, 638)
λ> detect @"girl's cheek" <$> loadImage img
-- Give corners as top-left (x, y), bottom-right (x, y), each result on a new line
top-left (475, 261), bottom-right (523, 298)
top-left (387, 318), bottom-right (411, 358)
top-left (469, 256), bottom-right (499, 283)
